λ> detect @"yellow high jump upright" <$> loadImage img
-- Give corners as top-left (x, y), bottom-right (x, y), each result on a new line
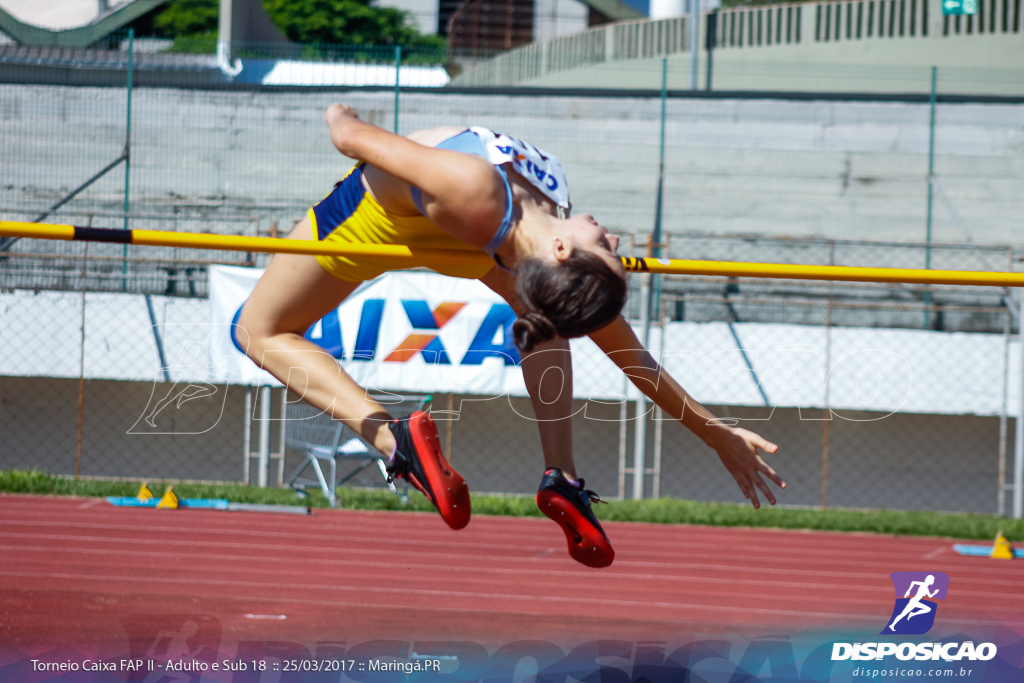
top-left (3, 220), bottom-right (1024, 288)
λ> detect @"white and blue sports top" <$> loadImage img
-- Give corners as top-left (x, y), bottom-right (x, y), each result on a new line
top-left (410, 127), bottom-right (570, 257)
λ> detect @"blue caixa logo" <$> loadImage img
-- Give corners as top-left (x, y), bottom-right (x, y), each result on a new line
top-left (231, 299), bottom-right (521, 365)
top-left (881, 571), bottom-right (949, 635)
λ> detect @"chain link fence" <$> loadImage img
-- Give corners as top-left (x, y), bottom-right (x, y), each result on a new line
top-left (1, 228), bottom-right (1018, 515)
top-left (615, 235), bottom-right (1017, 515)
top-left (1, 42), bottom-right (1022, 516)
top-left (3, 43), bottom-right (1022, 248)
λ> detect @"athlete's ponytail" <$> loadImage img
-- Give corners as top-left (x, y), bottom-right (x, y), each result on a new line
top-left (513, 251), bottom-right (627, 353)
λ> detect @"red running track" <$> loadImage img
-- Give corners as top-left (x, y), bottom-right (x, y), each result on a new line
top-left (1, 494), bottom-right (1022, 654)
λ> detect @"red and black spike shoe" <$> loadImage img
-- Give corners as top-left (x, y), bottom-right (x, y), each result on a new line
top-left (387, 411), bottom-right (471, 530)
top-left (536, 468), bottom-right (614, 568)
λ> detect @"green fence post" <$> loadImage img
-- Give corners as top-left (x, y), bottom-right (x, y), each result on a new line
top-left (394, 46), bottom-right (402, 134)
top-left (924, 66), bottom-right (936, 327)
top-left (706, 10), bottom-right (717, 91)
top-left (650, 57), bottom-right (668, 322)
top-left (122, 27), bottom-right (134, 291)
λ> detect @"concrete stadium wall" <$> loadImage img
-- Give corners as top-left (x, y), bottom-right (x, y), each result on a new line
top-left (2, 84), bottom-right (1021, 249)
top-left (0, 376), bottom-right (249, 482)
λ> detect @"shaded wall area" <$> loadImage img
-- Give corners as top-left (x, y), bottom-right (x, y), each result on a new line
top-left (0, 376), bottom-right (246, 481)
top-left (1, 377), bottom-right (1007, 514)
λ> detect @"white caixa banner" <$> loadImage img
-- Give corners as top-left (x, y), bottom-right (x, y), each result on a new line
top-left (0, 266), bottom-right (1014, 414)
top-left (208, 265), bottom-right (1019, 416)
top-left (208, 265), bottom-right (630, 401)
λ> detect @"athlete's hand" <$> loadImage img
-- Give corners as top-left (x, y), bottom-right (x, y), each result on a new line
top-left (709, 426), bottom-right (785, 509)
top-left (325, 103), bottom-right (359, 128)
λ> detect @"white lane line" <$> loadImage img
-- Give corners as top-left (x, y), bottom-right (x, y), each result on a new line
top-left (6, 569), bottom-right (1021, 630)
top-left (0, 527), bottom-right (1002, 579)
top-left (0, 516), bottom-right (958, 557)
top-left (7, 542), bottom-right (1024, 598)
top-left (0, 569), bottom-right (877, 620)
top-left (2, 536), bottom-right (1020, 589)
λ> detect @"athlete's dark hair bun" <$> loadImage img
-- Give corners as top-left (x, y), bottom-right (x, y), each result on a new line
top-left (513, 311), bottom-right (557, 353)
top-left (513, 252), bottom-right (627, 355)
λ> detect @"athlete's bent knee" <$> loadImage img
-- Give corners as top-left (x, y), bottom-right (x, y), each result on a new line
top-left (234, 302), bottom-right (272, 364)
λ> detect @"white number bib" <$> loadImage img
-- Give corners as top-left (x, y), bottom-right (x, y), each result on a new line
top-left (470, 127), bottom-right (571, 211)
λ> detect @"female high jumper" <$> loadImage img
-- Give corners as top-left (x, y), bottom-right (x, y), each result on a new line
top-left (234, 104), bottom-right (785, 568)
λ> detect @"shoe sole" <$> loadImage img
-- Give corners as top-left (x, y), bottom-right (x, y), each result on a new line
top-left (407, 411), bottom-right (471, 530)
top-left (536, 490), bottom-right (615, 568)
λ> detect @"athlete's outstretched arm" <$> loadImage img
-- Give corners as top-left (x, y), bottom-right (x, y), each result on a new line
top-left (323, 104), bottom-right (506, 245)
top-left (588, 316), bottom-right (786, 508)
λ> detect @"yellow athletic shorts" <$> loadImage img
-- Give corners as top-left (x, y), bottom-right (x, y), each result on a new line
top-left (309, 165), bottom-right (495, 283)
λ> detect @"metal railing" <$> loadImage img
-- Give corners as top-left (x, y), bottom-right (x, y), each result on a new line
top-left (451, 0), bottom-right (1024, 90)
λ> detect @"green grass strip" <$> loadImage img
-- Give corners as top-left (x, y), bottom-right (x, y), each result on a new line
top-left (2, 468), bottom-right (1021, 542)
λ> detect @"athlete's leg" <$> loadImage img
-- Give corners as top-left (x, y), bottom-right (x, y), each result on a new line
top-left (521, 335), bottom-right (577, 478)
top-left (479, 268), bottom-right (577, 477)
top-left (480, 267), bottom-right (613, 566)
top-left (234, 217), bottom-right (397, 457)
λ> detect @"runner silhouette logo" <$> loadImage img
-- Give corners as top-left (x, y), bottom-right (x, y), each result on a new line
top-left (881, 571), bottom-right (949, 635)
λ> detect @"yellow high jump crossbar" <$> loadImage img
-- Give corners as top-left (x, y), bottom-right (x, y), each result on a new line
top-left (3, 220), bottom-right (1024, 288)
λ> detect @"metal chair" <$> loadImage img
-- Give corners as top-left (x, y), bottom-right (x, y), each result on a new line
top-left (283, 394), bottom-right (430, 506)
